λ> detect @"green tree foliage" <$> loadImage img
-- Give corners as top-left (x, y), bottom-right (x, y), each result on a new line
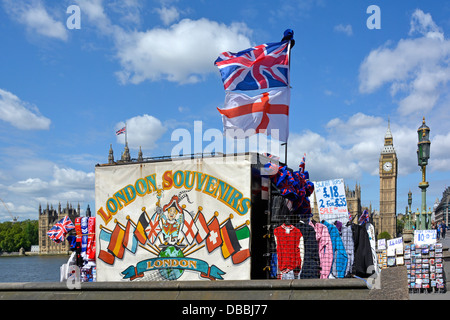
top-left (0, 220), bottom-right (38, 252)
top-left (378, 231), bottom-right (391, 240)
top-left (397, 215), bottom-right (405, 236)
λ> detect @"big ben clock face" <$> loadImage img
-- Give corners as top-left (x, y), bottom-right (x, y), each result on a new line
top-left (383, 161), bottom-right (392, 172)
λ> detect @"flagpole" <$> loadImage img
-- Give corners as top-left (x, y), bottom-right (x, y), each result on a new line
top-left (125, 121), bottom-right (128, 146)
top-left (283, 35), bottom-right (293, 166)
top-left (287, 38), bottom-right (292, 88)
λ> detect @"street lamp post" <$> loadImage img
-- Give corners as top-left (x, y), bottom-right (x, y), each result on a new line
top-left (403, 190), bottom-right (415, 243)
top-left (417, 117), bottom-right (431, 230)
top-left (406, 190), bottom-right (413, 229)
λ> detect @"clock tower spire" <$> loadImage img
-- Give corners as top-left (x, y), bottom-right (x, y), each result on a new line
top-left (378, 119), bottom-right (398, 238)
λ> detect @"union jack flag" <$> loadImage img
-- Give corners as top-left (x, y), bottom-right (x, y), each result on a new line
top-left (358, 209), bottom-right (370, 225)
top-left (116, 126), bottom-right (126, 135)
top-left (298, 153), bottom-right (306, 173)
top-left (47, 216), bottom-right (75, 243)
top-left (214, 40), bottom-right (291, 91)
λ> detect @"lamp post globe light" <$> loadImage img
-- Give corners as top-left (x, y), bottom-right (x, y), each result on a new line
top-left (417, 117), bottom-right (431, 230)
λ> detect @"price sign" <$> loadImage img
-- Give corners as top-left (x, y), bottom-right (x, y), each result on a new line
top-left (387, 237), bottom-right (403, 256)
top-left (414, 230), bottom-right (437, 245)
top-left (314, 179), bottom-right (349, 223)
top-left (387, 237), bottom-right (403, 248)
top-left (377, 239), bottom-right (386, 250)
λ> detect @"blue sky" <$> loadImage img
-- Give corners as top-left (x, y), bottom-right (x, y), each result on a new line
top-left (1, 0), bottom-right (450, 222)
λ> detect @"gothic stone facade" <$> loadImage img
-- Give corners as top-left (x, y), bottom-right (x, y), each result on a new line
top-left (38, 203), bottom-right (90, 254)
top-left (373, 123), bottom-right (398, 238)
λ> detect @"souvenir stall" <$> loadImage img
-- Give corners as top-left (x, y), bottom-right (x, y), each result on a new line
top-left (47, 216), bottom-right (97, 283)
top-left (262, 157), bottom-right (377, 280)
top-left (378, 230), bottom-right (447, 294)
top-left (48, 152), bottom-right (383, 283)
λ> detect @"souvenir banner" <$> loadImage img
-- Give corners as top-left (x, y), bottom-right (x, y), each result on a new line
top-left (314, 179), bottom-right (349, 223)
top-left (95, 156), bottom-right (252, 281)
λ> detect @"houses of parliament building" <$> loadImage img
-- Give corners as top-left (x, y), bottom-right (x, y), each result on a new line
top-left (38, 202), bottom-right (91, 254)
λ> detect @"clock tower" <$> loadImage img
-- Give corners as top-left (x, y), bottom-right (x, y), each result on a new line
top-left (379, 121), bottom-right (397, 238)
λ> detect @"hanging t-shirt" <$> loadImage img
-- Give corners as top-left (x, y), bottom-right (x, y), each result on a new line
top-left (341, 224), bottom-right (354, 277)
top-left (322, 220), bottom-right (348, 278)
top-left (274, 224), bottom-right (303, 274)
top-left (351, 223), bottom-right (374, 277)
top-left (297, 221), bottom-right (320, 279)
top-left (309, 221), bottom-right (333, 279)
top-left (271, 195), bottom-right (292, 222)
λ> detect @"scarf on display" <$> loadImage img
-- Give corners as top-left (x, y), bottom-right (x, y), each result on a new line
top-left (87, 217), bottom-right (96, 260)
top-left (81, 217), bottom-right (89, 254)
top-left (75, 216), bottom-right (96, 261)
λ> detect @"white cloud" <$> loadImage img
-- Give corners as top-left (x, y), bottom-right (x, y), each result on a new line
top-left (287, 129), bottom-right (362, 181)
top-left (50, 166), bottom-right (94, 190)
top-left (75, 0), bottom-right (117, 35)
top-left (155, 6), bottom-right (180, 26)
top-left (334, 24), bottom-right (353, 36)
top-left (359, 9), bottom-right (450, 117)
top-left (8, 178), bottom-right (49, 195)
top-left (409, 9), bottom-right (444, 41)
top-left (3, 164), bottom-right (95, 221)
top-left (0, 88), bottom-right (51, 130)
top-left (3, 0), bottom-right (68, 41)
top-left (75, 1), bottom-right (252, 85)
top-left (109, 0), bottom-right (142, 26)
top-left (8, 166), bottom-right (94, 195)
top-left (116, 114), bottom-right (167, 151)
top-left (429, 131), bottom-right (450, 171)
top-left (114, 18), bottom-right (252, 84)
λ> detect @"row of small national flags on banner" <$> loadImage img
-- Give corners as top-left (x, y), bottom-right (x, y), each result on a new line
top-left (98, 207), bottom-right (250, 267)
top-left (214, 29), bottom-right (295, 143)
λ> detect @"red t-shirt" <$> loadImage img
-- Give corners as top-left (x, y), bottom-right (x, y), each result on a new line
top-left (274, 224), bottom-right (303, 273)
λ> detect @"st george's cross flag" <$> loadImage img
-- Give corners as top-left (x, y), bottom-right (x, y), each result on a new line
top-left (217, 87), bottom-right (290, 142)
top-left (214, 40), bottom-right (290, 91)
top-left (195, 210), bottom-right (210, 243)
top-left (181, 210), bottom-right (198, 245)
